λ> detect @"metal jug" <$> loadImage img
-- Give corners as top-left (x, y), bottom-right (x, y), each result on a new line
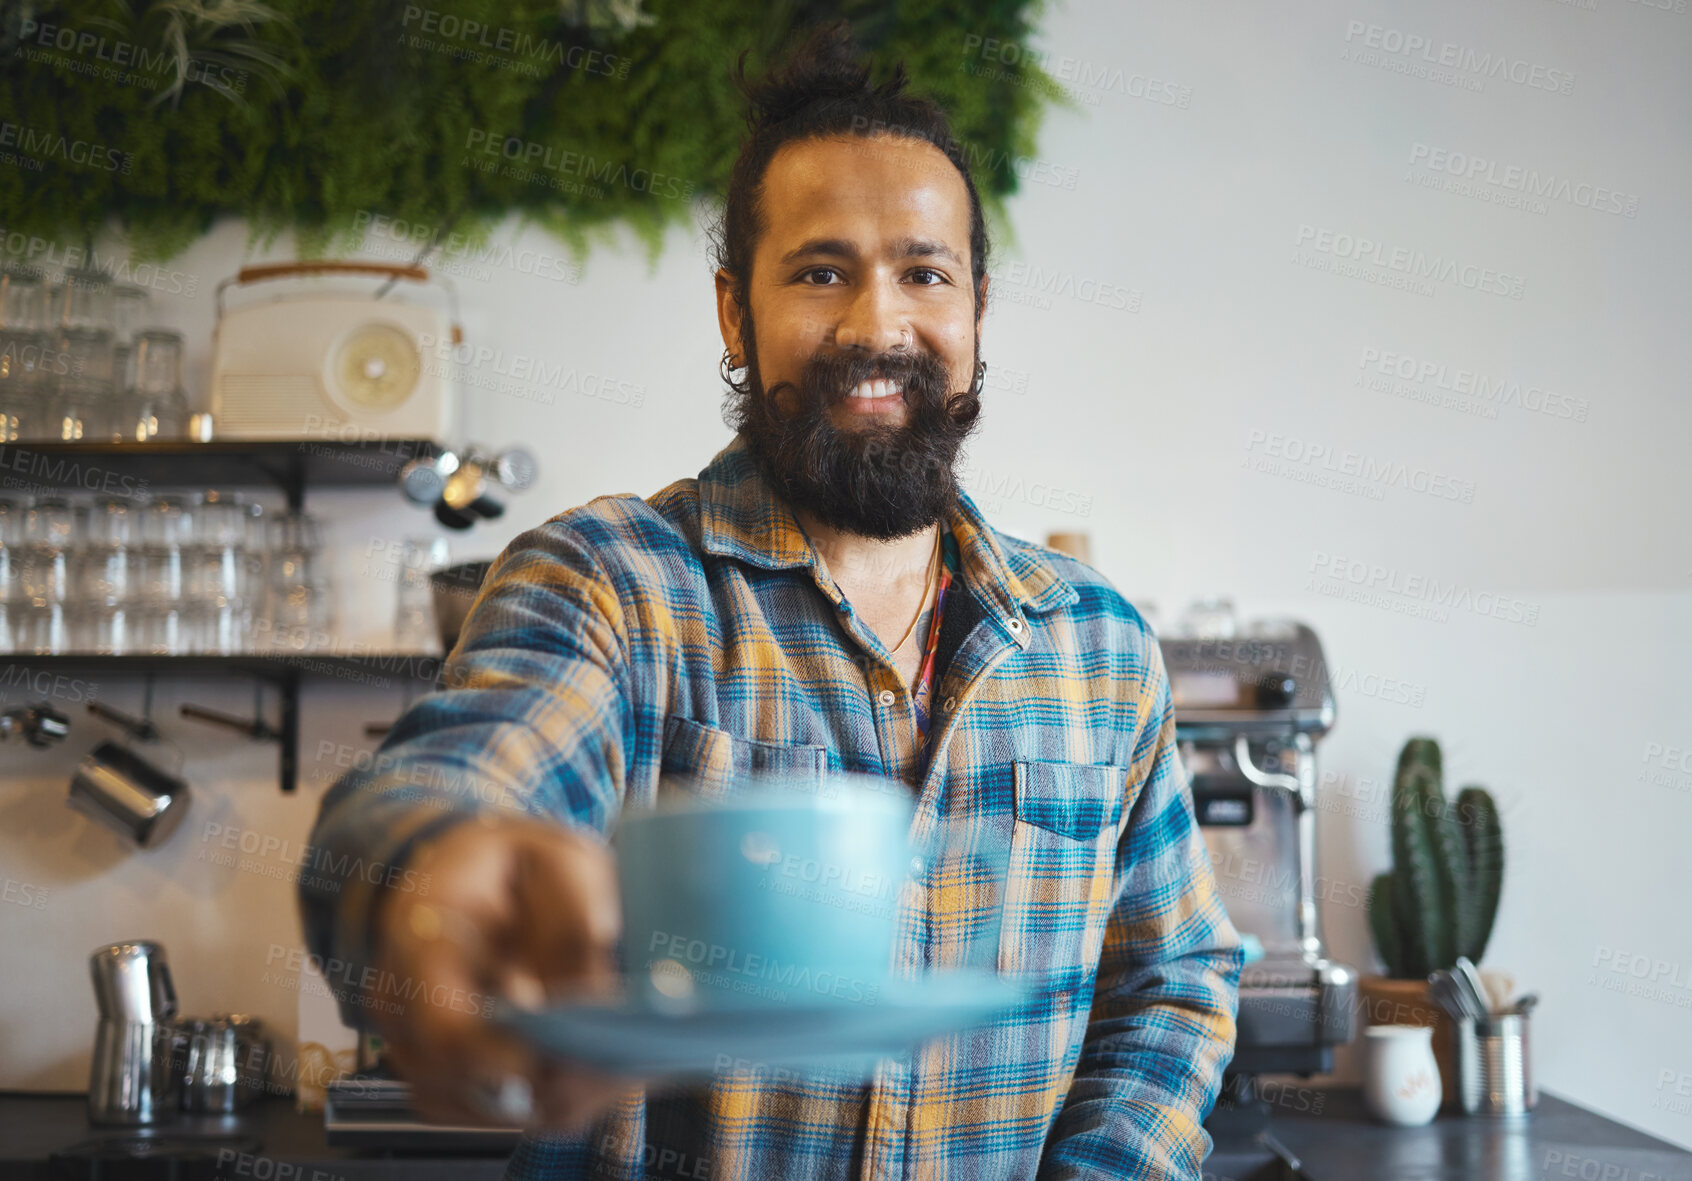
top-left (87, 941), bottom-right (180, 1125)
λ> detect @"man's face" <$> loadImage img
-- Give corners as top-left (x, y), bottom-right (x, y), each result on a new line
top-left (717, 133), bottom-right (986, 540)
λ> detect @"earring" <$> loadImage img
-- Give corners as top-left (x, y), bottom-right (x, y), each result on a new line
top-left (720, 348), bottom-right (743, 385)
top-left (970, 360), bottom-right (986, 397)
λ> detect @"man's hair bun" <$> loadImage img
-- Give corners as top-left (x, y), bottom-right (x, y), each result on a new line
top-left (737, 22), bottom-right (913, 136)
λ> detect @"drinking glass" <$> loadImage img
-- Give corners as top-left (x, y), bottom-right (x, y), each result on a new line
top-left (0, 266), bottom-right (47, 330)
top-left (0, 330), bottom-right (37, 442)
top-left (133, 330), bottom-right (183, 394)
top-left (46, 327), bottom-right (119, 441)
top-left (19, 496), bottom-right (74, 653)
top-left (119, 387), bottom-right (188, 442)
top-left (53, 270), bottom-right (116, 333)
top-left (1177, 596), bottom-right (1237, 639)
top-left (76, 497), bottom-right (137, 652)
top-left (121, 329), bottom-right (185, 441)
top-left (394, 536), bottom-right (450, 651)
top-left (137, 495), bottom-right (192, 651)
top-left (190, 491), bottom-right (259, 653)
top-left (0, 270), bottom-right (49, 440)
top-left (0, 498), bottom-right (19, 651)
top-left (0, 497), bottom-right (19, 596)
top-left (263, 512), bottom-right (331, 652)
top-left (40, 375), bottom-right (115, 442)
top-left (112, 284), bottom-right (151, 343)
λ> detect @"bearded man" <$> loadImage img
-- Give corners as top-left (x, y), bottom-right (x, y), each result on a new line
top-left (302, 23), bottom-right (1241, 1181)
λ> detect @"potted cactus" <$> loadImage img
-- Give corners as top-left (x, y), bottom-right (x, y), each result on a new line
top-left (1359, 736), bottom-right (1505, 1107)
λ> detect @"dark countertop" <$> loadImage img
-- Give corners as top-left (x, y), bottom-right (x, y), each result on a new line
top-left (0, 1092), bottom-right (508, 1180)
top-left (3, 1087), bottom-right (1689, 1180)
top-left (1203, 1087), bottom-right (1692, 1181)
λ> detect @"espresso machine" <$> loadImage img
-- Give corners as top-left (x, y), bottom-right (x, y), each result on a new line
top-left (1158, 619), bottom-right (1356, 1121)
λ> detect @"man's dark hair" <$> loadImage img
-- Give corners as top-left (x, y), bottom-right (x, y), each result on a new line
top-left (711, 21), bottom-right (992, 334)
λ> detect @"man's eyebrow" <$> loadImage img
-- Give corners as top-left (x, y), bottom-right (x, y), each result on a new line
top-left (778, 237), bottom-right (964, 266)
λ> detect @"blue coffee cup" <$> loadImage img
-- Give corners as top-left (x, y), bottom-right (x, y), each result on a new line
top-left (615, 775), bottom-right (915, 1014)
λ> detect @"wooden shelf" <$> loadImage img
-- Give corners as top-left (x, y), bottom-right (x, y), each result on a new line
top-left (6, 651), bottom-right (444, 683)
top-left (7, 652), bottom-right (443, 792)
top-left (0, 439), bottom-right (442, 509)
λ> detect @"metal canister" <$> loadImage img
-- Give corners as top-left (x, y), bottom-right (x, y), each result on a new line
top-left (1457, 1013), bottom-right (1536, 1116)
top-left (175, 1015), bottom-right (271, 1113)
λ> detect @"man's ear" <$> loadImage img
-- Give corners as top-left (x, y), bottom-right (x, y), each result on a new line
top-left (715, 268), bottom-right (745, 365)
top-left (975, 273), bottom-right (990, 335)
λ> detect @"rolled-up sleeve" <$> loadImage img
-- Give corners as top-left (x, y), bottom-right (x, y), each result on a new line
top-left (1038, 636), bottom-right (1244, 1180)
top-left (298, 517), bottom-right (632, 1029)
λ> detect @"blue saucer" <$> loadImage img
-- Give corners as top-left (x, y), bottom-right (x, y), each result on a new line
top-left (490, 971), bottom-right (1029, 1077)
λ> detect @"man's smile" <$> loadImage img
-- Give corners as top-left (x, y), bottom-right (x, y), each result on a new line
top-left (841, 376), bottom-right (905, 414)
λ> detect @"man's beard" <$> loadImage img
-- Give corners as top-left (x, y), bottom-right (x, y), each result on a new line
top-left (726, 330), bottom-right (982, 541)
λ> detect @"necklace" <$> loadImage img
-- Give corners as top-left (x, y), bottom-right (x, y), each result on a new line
top-left (889, 527), bottom-right (941, 655)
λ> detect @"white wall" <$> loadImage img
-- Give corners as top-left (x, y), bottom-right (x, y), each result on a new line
top-left (3, 0), bottom-right (1690, 1150)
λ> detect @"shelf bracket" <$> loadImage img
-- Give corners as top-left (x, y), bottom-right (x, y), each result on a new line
top-left (179, 672), bottom-right (303, 792)
top-left (279, 667), bottom-right (300, 792)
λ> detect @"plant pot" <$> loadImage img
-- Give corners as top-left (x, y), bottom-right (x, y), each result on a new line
top-left (1357, 974), bottom-right (1460, 1111)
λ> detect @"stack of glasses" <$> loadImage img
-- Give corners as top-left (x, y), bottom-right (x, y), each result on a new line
top-left (0, 493), bottom-right (335, 655)
top-left (0, 265), bottom-right (190, 443)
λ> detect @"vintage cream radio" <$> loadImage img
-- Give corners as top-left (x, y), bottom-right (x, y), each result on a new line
top-left (210, 261), bottom-right (462, 440)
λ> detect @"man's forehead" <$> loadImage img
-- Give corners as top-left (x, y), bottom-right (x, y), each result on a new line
top-left (757, 134), bottom-right (972, 261)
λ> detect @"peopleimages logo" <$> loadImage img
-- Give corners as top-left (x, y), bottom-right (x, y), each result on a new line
top-left (1357, 347), bottom-right (1590, 422)
top-left (351, 210), bottom-right (579, 284)
top-left (1408, 144), bottom-right (1639, 219)
top-left (14, 17), bottom-right (249, 94)
top-left (462, 129), bottom-right (696, 201)
top-left (958, 34), bottom-right (1193, 109)
top-left (1244, 429), bottom-right (1477, 504)
top-left (1341, 21), bottom-right (1576, 94)
top-left (400, 6), bottom-right (630, 78)
top-left (0, 121), bottom-right (131, 173)
top-left (0, 231), bottom-right (199, 298)
top-left (1295, 225), bottom-right (1525, 300)
top-left (1307, 551), bottom-right (1541, 626)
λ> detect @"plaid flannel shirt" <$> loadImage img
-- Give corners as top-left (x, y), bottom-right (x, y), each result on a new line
top-left (301, 435), bottom-right (1242, 1180)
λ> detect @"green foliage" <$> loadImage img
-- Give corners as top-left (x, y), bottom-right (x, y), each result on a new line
top-left (0, 0), bottom-right (1062, 264)
top-left (1370, 736), bottom-right (1506, 978)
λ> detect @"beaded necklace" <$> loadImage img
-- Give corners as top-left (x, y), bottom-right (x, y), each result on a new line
top-left (911, 528), bottom-right (960, 743)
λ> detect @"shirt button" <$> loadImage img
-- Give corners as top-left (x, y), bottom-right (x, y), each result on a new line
top-left (909, 855), bottom-right (925, 875)
top-left (1007, 618), bottom-right (1024, 634)
top-left (877, 689), bottom-right (896, 706)
top-left (943, 695), bottom-right (957, 712)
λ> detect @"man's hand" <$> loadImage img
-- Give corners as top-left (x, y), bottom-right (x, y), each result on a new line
top-left (370, 814), bottom-right (633, 1130)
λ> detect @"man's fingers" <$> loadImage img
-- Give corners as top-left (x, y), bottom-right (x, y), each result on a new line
top-left (509, 832), bottom-right (621, 996)
top-left (376, 903), bottom-right (541, 1119)
top-left (528, 1059), bottom-right (639, 1132)
top-left (365, 817), bottom-right (628, 1132)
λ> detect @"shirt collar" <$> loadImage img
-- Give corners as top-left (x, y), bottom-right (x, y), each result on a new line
top-left (697, 436), bottom-right (1079, 623)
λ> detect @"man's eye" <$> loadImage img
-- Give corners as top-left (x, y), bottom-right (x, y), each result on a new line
top-left (801, 268), bottom-right (843, 285)
top-left (908, 268), bottom-right (946, 285)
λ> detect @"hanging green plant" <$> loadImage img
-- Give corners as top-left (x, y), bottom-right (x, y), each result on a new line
top-left (0, 0), bottom-right (1064, 265)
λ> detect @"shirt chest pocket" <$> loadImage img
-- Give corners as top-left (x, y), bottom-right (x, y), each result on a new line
top-left (997, 759), bottom-right (1127, 983)
top-left (658, 715), bottom-right (828, 800)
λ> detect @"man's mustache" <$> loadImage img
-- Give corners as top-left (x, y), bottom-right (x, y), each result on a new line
top-left (772, 348), bottom-right (957, 407)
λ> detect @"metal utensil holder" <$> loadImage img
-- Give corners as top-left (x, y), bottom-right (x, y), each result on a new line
top-left (1456, 1013), bottom-right (1535, 1116)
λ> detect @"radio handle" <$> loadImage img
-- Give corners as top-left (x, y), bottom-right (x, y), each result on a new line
top-left (215, 261), bottom-right (463, 344)
top-left (236, 261), bottom-right (428, 283)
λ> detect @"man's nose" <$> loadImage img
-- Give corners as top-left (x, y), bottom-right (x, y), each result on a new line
top-left (830, 283), bottom-right (911, 354)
